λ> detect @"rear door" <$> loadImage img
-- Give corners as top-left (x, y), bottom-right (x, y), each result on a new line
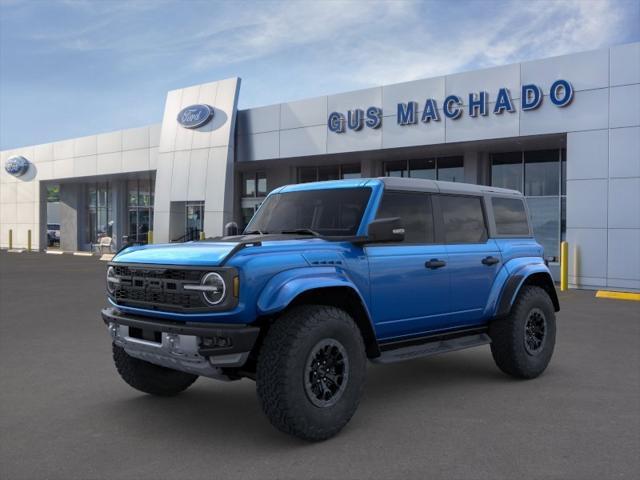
top-left (366, 190), bottom-right (451, 340)
top-left (436, 194), bottom-right (501, 327)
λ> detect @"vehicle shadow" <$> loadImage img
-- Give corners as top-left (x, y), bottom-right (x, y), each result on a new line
top-left (99, 347), bottom-right (510, 449)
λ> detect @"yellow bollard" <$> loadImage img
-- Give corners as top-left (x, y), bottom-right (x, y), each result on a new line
top-left (8, 229), bottom-right (12, 250)
top-left (28, 229), bottom-right (32, 252)
top-left (560, 241), bottom-right (568, 292)
top-left (147, 230), bottom-right (153, 244)
top-left (199, 230), bottom-right (205, 241)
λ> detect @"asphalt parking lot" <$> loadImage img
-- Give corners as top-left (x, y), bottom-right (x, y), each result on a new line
top-left (0, 251), bottom-right (638, 480)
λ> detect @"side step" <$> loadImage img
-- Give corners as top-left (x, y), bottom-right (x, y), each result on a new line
top-left (373, 332), bottom-right (491, 364)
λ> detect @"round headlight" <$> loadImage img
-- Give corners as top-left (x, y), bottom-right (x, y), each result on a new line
top-left (106, 266), bottom-right (118, 295)
top-left (201, 272), bottom-right (226, 305)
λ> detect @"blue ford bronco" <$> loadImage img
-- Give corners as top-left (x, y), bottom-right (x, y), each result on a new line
top-left (102, 177), bottom-right (559, 441)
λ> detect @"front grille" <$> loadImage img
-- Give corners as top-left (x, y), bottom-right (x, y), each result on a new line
top-left (112, 265), bottom-right (210, 312)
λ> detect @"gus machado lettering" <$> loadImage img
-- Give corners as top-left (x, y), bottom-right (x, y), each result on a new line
top-left (328, 79), bottom-right (573, 133)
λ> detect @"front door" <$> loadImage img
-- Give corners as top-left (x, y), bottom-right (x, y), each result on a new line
top-left (367, 191), bottom-right (451, 340)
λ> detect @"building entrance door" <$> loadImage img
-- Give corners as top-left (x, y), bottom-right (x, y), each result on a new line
top-left (185, 202), bottom-right (204, 241)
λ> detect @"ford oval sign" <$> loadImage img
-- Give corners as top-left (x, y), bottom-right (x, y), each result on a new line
top-left (5, 156), bottom-right (29, 176)
top-left (176, 104), bottom-right (214, 129)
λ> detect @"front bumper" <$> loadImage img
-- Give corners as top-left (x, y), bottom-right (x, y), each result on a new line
top-left (102, 307), bottom-right (260, 380)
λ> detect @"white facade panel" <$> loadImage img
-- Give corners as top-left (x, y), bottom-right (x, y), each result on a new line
top-left (608, 178), bottom-right (640, 228)
top-left (74, 135), bottom-right (97, 157)
top-left (149, 147), bottom-right (159, 170)
top-left (187, 148), bottom-right (209, 201)
top-left (382, 118), bottom-right (445, 149)
top-left (1, 183), bottom-right (16, 203)
top-left (149, 124), bottom-right (161, 148)
top-left (74, 154), bottom-right (97, 178)
top-left (96, 151), bottom-right (122, 175)
top-left (280, 126), bottom-right (327, 158)
top-left (520, 88), bottom-right (609, 136)
top-left (170, 150), bottom-right (190, 201)
top-left (610, 43), bottom-right (640, 87)
top-left (53, 158), bottom-right (74, 178)
top-left (609, 84), bottom-right (640, 128)
top-left (609, 127), bottom-right (640, 178)
top-left (327, 123), bottom-right (381, 154)
top-left (97, 131), bottom-right (122, 154)
top-left (152, 152), bottom-right (173, 213)
top-left (53, 140), bottom-right (74, 160)
top-left (608, 229), bottom-right (640, 281)
top-left (122, 126), bottom-right (150, 151)
top-left (566, 228), bottom-right (608, 279)
top-left (328, 87), bottom-right (382, 115)
top-left (16, 202), bottom-right (34, 224)
top-left (237, 132), bottom-right (279, 161)
top-left (16, 181), bottom-right (35, 203)
top-left (158, 88), bottom-right (183, 153)
top-left (383, 77), bottom-right (446, 114)
top-left (521, 48), bottom-right (609, 92)
top-left (566, 179), bottom-right (608, 229)
top-left (281, 96), bottom-right (327, 130)
top-left (122, 148), bottom-right (149, 173)
top-left (33, 143), bottom-right (54, 163)
top-left (566, 130), bottom-right (609, 180)
top-left (34, 161), bottom-right (53, 181)
top-left (236, 105), bottom-right (280, 135)
top-left (173, 85), bottom-right (200, 152)
top-left (446, 64), bottom-right (521, 102)
top-left (445, 105), bottom-right (519, 143)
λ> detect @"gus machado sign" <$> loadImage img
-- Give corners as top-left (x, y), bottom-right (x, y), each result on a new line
top-left (328, 79), bottom-right (573, 133)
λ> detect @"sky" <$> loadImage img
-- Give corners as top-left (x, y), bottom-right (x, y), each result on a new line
top-left (1, 0), bottom-right (639, 150)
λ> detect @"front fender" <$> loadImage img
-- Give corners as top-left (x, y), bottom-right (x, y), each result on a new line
top-left (256, 267), bottom-right (363, 315)
top-left (484, 257), bottom-right (557, 318)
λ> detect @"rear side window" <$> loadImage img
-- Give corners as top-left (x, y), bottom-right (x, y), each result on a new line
top-left (492, 197), bottom-right (530, 235)
top-left (440, 195), bottom-right (487, 244)
top-left (376, 191), bottom-right (434, 243)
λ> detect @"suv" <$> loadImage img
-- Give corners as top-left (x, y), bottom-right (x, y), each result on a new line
top-left (102, 178), bottom-right (559, 441)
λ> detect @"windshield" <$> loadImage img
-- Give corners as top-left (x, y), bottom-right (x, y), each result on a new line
top-left (245, 187), bottom-right (372, 237)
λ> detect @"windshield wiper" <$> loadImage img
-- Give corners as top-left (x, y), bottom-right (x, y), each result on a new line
top-left (280, 228), bottom-right (321, 237)
top-left (244, 229), bottom-right (267, 235)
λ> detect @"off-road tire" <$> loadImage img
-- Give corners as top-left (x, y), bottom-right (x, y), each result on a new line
top-left (256, 305), bottom-right (367, 441)
top-left (490, 285), bottom-right (556, 379)
top-left (112, 344), bottom-right (198, 396)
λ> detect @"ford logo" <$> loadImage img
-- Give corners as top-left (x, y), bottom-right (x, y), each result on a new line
top-left (5, 155), bottom-right (29, 176)
top-left (176, 104), bottom-right (214, 129)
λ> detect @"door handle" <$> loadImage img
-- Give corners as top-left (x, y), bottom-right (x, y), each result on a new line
top-left (425, 259), bottom-right (446, 269)
top-left (482, 256), bottom-right (500, 266)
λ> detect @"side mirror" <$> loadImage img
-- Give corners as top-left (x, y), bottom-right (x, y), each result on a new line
top-left (365, 217), bottom-right (405, 243)
top-left (224, 222), bottom-right (239, 237)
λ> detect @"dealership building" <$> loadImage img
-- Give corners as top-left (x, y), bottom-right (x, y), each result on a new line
top-left (1, 42), bottom-right (639, 291)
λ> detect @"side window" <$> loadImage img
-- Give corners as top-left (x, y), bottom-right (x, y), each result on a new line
top-left (440, 195), bottom-right (487, 244)
top-left (375, 191), bottom-right (434, 243)
top-left (492, 197), bottom-right (530, 236)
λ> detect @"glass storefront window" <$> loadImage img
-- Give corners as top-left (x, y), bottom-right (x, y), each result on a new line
top-left (437, 156), bottom-right (464, 182)
top-left (86, 182), bottom-right (112, 245)
top-left (491, 152), bottom-right (523, 192)
top-left (186, 202), bottom-right (204, 241)
top-left (385, 160), bottom-right (408, 178)
top-left (127, 177), bottom-right (155, 244)
top-left (524, 150), bottom-right (559, 196)
top-left (490, 148), bottom-right (566, 261)
top-left (341, 164), bottom-right (362, 179)
top-left (409, 158), bottom-right (436, 179)
top-left (242, 172), bottom-right (267, 197)
top-left (297, 164), bottom-right (361, 183)
top-left (527, 197), bottom-right (560, 259)
top-left (385, 157), bottom-right (463, 181)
